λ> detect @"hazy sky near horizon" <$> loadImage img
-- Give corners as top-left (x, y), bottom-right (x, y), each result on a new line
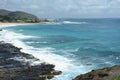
top-left (0, 0), bottom-right (120, 18)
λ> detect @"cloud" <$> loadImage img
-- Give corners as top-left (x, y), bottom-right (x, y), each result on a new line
top-left (0, 0), bottom-right (120, 18)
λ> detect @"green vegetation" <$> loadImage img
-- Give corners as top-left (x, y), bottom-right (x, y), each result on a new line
top-left (0, 9), bottom-right (58, 23)
top-left (0, 9), bottom-right (39, 23)
top-left (39, 18), bottom-right (50, 22)
top-left (115, 75), bottom-right (120, 80)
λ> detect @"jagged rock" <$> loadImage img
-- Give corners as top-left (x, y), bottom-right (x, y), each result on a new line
top-left (0, 41), bottom-right (62, 80)
top-left (73, 65), bottom-right (120, 80)
top-left (52, 70), bottom-right (62, 75)
top-left (0, 29), bottom-right (2, 31)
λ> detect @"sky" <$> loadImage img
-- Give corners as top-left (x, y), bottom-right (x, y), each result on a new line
top-left (0, 0), bottom-right (120, 18)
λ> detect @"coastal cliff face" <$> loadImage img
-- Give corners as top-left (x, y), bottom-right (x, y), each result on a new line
top-left (0, 41), bottom-right (61, 80)
top-left (73, 65), bottom-right (120, 80)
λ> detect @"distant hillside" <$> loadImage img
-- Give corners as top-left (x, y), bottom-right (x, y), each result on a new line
top-left (0, 9), bottom-right (39, 23)
top-left (0, 9), bottom-right (11, 16)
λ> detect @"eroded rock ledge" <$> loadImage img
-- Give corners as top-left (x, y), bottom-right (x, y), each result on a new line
top-left (73, 65), bottom-right (120, 80)
top-left (0, 41), bottom-right (62, 80)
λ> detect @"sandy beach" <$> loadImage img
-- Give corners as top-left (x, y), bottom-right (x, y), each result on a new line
top-left (0, 22), bottom-right (37, 28)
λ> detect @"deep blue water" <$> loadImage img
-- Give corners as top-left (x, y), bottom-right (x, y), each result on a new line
top-left (2, 19), bottom-right (120, 80)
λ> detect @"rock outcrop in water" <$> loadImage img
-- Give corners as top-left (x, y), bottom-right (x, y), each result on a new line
top-left (0, 41), bottom-right (62, 80)
top-left (73, 65), bottom-right (120, 80)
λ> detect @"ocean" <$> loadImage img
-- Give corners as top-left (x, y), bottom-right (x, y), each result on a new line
top-left (1, 18), bottom-right (120, 80)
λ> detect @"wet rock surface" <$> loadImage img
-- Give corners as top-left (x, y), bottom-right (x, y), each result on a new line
top-left (73, 65), bottom-right (120, 80)
top-left (0, 41), bottom-right (61, 80)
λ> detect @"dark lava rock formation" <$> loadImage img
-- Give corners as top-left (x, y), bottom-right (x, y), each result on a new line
top-left (73, 65), bottom-right (120, 80)
top-left (0, 41), bottom-right (61, 80)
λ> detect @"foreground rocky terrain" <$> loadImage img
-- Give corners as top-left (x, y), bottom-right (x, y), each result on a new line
top-left (1, 41), bottom-right (120, 80)
top-left (0, 41), bottom-right (61, 80)
top-left (74, 65), bottom-right (120, 80)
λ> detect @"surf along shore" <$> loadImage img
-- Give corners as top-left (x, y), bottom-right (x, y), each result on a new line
top-left (0, 23), bottom-right (62, 80)
top-left (0, 22), bottom-right (40, 28)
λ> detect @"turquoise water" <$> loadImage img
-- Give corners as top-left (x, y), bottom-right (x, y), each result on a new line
top-left (2, 19), bottom-right (120, 80)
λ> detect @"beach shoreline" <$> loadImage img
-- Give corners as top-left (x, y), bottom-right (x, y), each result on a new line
top-left (0, 22), bottom-right (58, 28)
top-left (0, 22), bottom-right (39, 28)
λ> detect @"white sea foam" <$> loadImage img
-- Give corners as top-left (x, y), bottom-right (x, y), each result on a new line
top-left (1, 24), bottom-right (118, 80)
top-left (0, 24), bottom-right (19, 28)
top-left (0, 30), bottom-right (38, 41)
top-left (62, 21), bottom-right (87, 24)
top-left (26, 41), bottom-right (48, 44)
top-left (0, 29), bottom-right (94, 80)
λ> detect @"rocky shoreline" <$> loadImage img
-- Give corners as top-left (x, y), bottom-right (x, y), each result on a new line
top-left (0, 41), bottom-right (62, 80)
top-left (73, 65), bottom-right (120, 80)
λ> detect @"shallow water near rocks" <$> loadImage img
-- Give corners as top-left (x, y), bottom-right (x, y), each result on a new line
top-left (1, 18), bottom-right (120, 80)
